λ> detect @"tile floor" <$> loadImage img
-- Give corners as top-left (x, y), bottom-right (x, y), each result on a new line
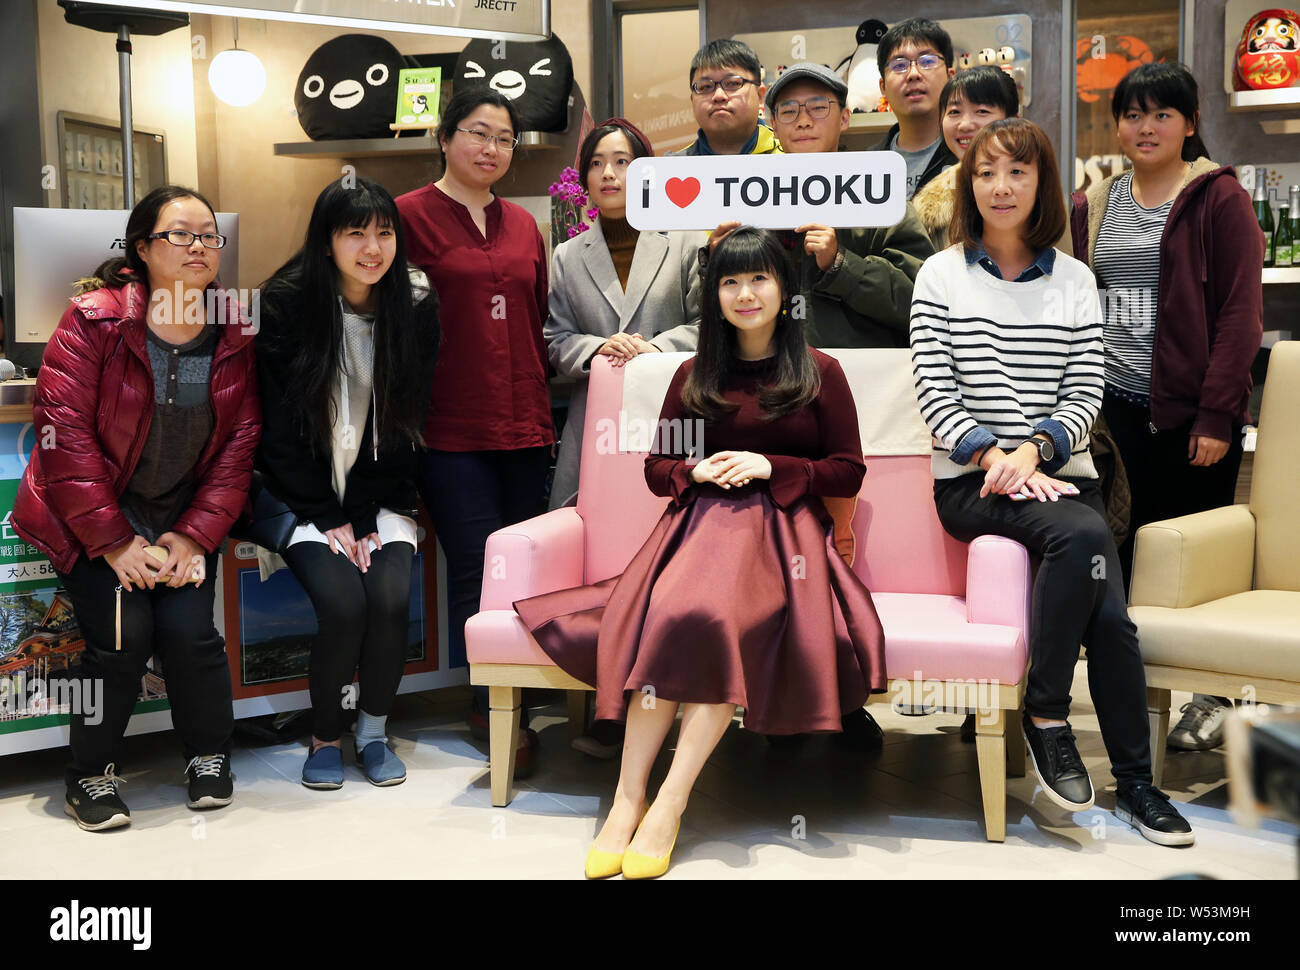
top-left (0, 664), bottom-right (1293, 880)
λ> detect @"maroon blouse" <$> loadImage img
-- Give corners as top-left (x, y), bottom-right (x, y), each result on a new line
top-left (645, 349), bottom-right (865, 508)
top-left (396, 183), bottom-right (554, 451)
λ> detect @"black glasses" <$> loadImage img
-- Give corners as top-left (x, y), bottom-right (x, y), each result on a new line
top-left (455, 127), bottom-right (520, 151)
top-left (690, 75), bottom-right (758, 97)
top-left (886, 53), bottom-right (945, 75)
top-left (147, 229), bottom-right (227, 249)
top-left (774, 96), bottom-right (838, 124)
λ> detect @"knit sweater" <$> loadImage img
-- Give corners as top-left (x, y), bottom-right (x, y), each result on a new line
top-left (909, 245), bottom-right (1104, 480)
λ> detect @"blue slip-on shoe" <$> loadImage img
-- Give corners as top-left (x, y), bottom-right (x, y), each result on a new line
top-left (356, 741), bottom-right (407, 787)
top-left (301, 744), bottom-right (344, 790)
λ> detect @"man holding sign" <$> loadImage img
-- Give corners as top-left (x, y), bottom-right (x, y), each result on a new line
top-left (765, 63), bottom-right (933, 348)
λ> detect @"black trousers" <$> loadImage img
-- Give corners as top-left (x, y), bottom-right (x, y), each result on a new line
top-left (1102, 393), bottom-right (1244, 588)
top-left (58, 552), bottom-right (230, 787)
top-left (280, 540), bottom-right (415, 742)
top-left (933, 475), bottom-right (1151, 786)
top-left (417, 447), bottom-right (550, 714)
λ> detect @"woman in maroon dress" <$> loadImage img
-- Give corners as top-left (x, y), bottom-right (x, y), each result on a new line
top-left (515, 227), bottom-right (886, 878)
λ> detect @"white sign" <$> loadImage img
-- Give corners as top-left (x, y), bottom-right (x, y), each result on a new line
top-left (625, 152), bottom-right (907, 231)
top-left (81, 1), bottom-right (549, 41)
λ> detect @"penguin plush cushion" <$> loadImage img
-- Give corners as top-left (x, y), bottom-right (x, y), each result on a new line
top-left (837, 19), bottom-right (889, 113)
top-left (454, 34), bottom-right (574, 132)
top-left (295, 34), bottom-right (404, 140)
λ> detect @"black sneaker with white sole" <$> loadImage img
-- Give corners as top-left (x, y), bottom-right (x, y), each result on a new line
top-left (1116, 782), bottom-right (1195, 846)
top-left (185, 753), bottom-right (234, 809)
top-left (1022, 712), bottom-right (1095, 811)
top-left (65, 764), bottom-right (131, 832)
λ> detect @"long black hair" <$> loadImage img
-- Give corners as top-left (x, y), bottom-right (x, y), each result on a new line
top-left (683, 226), bottom-right (819, 422)
top-left (1111, 61), bottom-right (1209, 163)
top-left (79, 184), bottom-right (219, 292)
top-left (260, 176), bottom-right (436, 455)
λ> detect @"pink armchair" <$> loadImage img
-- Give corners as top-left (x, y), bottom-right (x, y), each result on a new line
top-left (466, 350), bottom-right (1032, 841)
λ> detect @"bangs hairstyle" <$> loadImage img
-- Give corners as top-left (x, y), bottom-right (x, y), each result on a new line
top-left (261, 176), bottom-right (436, 456)
top-left (951, 118), bottom-right (1066, 253)
top-left (682, 226), bottom-right (819, 422)
top-left (689, 38), bottom-right (762, 85)
top-left (939, 65), bottom-right (1019, 117)
top-left (876, 17), bottom-right (955, 75)
top-left (1111, 61), bottom-right (1209, 163)
top-left (577, 122), bottom-right (653, 194)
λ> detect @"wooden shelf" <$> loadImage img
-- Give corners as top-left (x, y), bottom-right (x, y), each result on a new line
top-left (1263, 266), bottom-right (1300, 284)
top-left (272, 130), bottom-right (563, 159)
top-left (1227, 89), bottom-right (1300, 134)
top-left (1228, 88), bottom-right (1300, 111)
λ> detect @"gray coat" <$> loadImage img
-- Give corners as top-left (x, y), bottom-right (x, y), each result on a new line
top-left (545, 219), bottom-right (703, 508)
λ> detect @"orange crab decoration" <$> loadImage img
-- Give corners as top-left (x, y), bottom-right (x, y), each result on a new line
top-left (1233, 9), bottom-right (1300, 90)
top-left (1076, 35), bottom-right (1155, 104)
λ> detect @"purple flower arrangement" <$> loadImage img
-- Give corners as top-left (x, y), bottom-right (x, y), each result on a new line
top-left (549, 166), bottom-right (600, 249)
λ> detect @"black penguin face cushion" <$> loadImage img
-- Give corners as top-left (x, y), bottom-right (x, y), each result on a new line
top-left (454, 34), bottom-right (574, 133)
top-left (857, 19), bottom-right (888, 45)
top-left (295, 34), bottom-right (404, 140)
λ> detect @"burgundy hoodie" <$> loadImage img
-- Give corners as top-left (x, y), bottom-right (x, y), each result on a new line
top-left (1071, 160), bottom-right (1263, 442)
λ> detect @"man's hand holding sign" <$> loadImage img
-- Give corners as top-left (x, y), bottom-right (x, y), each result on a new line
top-left (624, 152), bottom-right (908, 233)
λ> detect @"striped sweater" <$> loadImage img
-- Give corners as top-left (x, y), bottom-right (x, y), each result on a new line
top-left (909, 245), bottom-right (1104, 480)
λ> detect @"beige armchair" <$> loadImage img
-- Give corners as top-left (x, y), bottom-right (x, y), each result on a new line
top-left (1129, 341), bottom-right (1300, 786)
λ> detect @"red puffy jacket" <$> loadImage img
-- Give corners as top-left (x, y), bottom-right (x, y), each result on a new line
top-left (12, 281), bottom-right (261, 574)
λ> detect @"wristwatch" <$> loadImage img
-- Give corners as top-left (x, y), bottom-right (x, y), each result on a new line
top-left (1026, 437), bottom-right (1055, 464)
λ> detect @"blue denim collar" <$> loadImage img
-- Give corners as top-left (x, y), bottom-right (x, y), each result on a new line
top-left (963, 239), bottom-right (1056, 282)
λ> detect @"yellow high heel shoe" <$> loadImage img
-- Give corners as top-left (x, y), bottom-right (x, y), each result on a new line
top-left (585, 803), bottom-right (649, 879)
top-left (621, 820), bottom-right (680, 880)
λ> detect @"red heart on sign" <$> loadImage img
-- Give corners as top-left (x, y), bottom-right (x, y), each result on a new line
top-left (665, 177), bottom-right (701, 208)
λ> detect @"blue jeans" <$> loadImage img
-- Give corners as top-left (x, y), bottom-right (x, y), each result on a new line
top-left (418, 446), bottom-right (550, 714)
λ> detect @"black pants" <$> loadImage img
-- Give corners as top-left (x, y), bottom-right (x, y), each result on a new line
top-left (933, 476), bottom-right (1151, 786)
top-left (58, 552), bottom-right (230, 787)
top-left (1102, 393), bottom-right (1244, 588)
top-left (280, 540), bottom-right (415, 742)
top-left (417, 447), bottom-right (550, 714)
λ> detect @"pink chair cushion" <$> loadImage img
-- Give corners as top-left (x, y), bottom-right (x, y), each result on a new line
top-left (466, 610), bottom-right (556, 667)
top-left (874, 593), bottom-right (1027, 686)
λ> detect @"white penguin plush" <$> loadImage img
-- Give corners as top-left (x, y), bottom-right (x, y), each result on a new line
top-left (837, 19), bottom-right (889, 112)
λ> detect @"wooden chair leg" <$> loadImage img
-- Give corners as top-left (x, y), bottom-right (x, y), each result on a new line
top-left (1005, 706), bottom-right (1025, 778)
top-left (566, 689), bottom-right (589, 740)
top-left (975, 707), bottom-right (1007, 842)
top-left (1147, 686), bottom-right (1171, 788)
top-left (489, 685), bottom-right (522, 807)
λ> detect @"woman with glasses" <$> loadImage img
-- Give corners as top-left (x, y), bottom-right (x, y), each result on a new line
top-left (256, 177), bottom-right (439, 789)
top-left (396, 89), bottom-right (553, 774)
top-left (13, 185), bottom-right (259, 831)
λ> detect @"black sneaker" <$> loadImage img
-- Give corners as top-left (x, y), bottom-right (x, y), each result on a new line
top-left (185, 753), bottom-right (234, 809)
top-left (65, 764), bottom-right (131, 831)
top-left (834, 707), bottom-right (884, 752)
top-left (1116, 782), bottom-right (1195, 847)
top-left (1022, 712), bottom-right (1094, 811)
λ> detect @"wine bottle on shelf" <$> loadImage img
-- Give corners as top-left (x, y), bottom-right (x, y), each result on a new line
top-left (1277, 195), bottom-right (1293, 268)
top-left (1254, 170), bottom-right (1275, 268)
top-left (1290, 186), bottom-right (1300, 267)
